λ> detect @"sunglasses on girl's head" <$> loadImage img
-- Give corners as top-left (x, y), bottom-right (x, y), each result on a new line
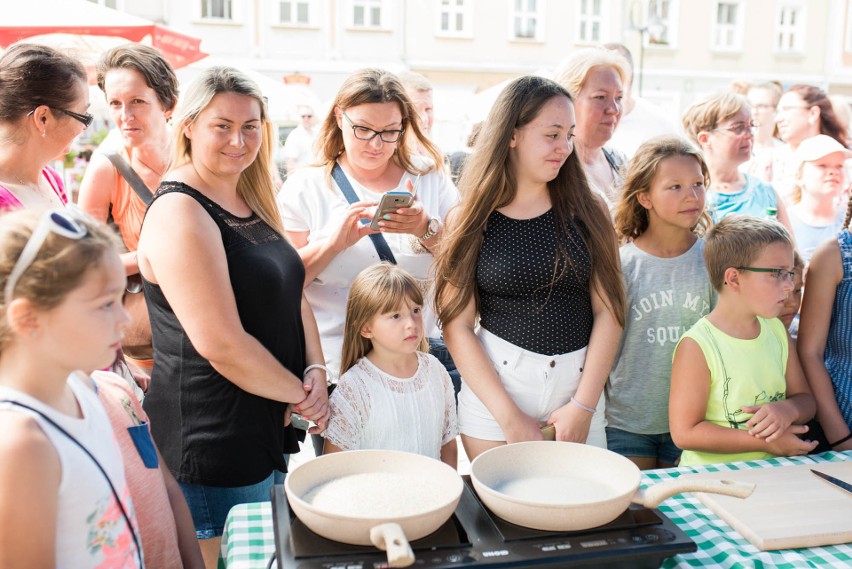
top-left (4, 209), bottom-right (89, 306)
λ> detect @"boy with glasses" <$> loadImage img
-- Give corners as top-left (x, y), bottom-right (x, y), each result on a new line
top-left (669, 215), bottom-right (817, 466)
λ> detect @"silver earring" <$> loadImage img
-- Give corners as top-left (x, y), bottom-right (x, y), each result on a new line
top-left (41, 130), bottom-right (46, 138)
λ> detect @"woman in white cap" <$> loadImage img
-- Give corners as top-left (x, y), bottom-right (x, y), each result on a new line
top-left (787, 134), bottom-right (852, 264)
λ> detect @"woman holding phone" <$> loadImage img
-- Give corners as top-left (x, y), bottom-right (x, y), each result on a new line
top-left (279, 69), bottom-right (460, 400)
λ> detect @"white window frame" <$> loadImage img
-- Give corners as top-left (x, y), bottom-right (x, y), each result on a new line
top-left (349, 0), bottom-right (389, 30)
top-left (643, 0), bottom-right (678, 49)
top-left (436, 0), bottom-right (473, 38)
top-left (711, 0), bottom-right (744, 52)
top-left (86, 0), bottom-right (124, 9)
top-left (774, 0), bottom-right (807, 54)
top-left (508, 0), bottom-right (546, 42)
top-left (273, 0), bottom-right (317, 27)
top-left (196, 0), bottom-right (241, 23)
top-left (575, 0), bottom-right (609, 45)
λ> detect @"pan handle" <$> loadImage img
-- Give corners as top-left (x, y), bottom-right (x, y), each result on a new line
top-left (369, 523), bottom-right (415, 568)
top-left (633, 478), bottom-right (756, 509)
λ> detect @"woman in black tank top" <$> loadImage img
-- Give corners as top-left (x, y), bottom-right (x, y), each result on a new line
top-left (435, 76), bottom-right (626, 462)
top-left (137, 67), bottom-right (329, 562)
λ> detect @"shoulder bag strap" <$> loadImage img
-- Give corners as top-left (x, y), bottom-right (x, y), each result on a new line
top-left (105, 152), bottom-right (154, 208)
top-left (602, 148), bottom-right (620, 173)
top-left (331, 162), bottom-right (397, 264)
top-left (0, 398), bottom-right (143, 567)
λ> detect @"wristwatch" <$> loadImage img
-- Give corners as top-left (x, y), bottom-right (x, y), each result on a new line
top-left (420, 217), bottom-right (441, 241)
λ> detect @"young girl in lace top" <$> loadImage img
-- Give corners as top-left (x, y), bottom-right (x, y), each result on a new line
top-left (323, 264), bottom-right (458, 467)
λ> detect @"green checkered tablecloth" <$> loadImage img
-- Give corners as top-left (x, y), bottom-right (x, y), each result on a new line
top-left (644, 451), bottom-right (852, 569)
top-left (219, 451), bottom-right (852, 569)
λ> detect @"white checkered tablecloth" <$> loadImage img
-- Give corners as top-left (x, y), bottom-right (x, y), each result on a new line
top-left (219, 451), bottom-right (852, 569)
top-left (642, 451), bottom-right (852, 569)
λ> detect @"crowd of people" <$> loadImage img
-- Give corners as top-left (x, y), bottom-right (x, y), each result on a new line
top-left (0, 38), bottom-right (850, 569)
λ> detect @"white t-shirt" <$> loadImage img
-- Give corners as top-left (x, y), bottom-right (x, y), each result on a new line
top-left (278, 158), bottom-right (459, 375)
top-left (281, 125), bottom-right (318, 169)
top-left (324, 352), bottom-right (458, 460)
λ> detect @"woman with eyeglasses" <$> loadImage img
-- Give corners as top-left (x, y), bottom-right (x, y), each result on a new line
top-left (554, 47), bottom-right (630, 212)
top-left (78, 44), bottom-right (179, 387)
top-left (772, 85), bottom-right (850, 202)
top-left (278, 68), bottom-right (461, 416)
top-left (0, 43), bottom-right (90, 211)
top-left (745, 82), bottom-right (784, 183)
top-left (683, 92), bottom-right (794, 235)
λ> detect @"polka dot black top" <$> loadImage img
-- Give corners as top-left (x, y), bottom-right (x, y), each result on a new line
top-left (476, 209), bottom-right (593, 355)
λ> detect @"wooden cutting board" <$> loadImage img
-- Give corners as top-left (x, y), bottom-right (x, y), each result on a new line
top-left (680, 461), bottom-right (852, 551)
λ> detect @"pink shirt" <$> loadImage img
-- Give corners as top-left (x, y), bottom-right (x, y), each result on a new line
top-left (0, 167), bottom-right (68, 210)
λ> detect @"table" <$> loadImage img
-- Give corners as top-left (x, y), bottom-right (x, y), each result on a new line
top-left (219, 451), bottom-right (852, 569)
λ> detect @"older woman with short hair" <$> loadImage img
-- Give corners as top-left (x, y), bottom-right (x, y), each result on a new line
top-left (554, 47), bottom-right (630, 210)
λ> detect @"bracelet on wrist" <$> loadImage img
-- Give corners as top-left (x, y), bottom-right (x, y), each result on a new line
top-left (303, 364), bottom-right (334, 384)
top-left (569, 396), bottom-right (596, 414)
top-left (829, 432), bottom-right (852, 448)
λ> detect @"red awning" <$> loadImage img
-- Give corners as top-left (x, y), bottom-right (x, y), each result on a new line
top-left (0, 1), bottom-right (207, 71)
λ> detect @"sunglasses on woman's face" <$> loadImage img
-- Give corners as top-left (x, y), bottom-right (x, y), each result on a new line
top-left (5, 209), bottom-right (89, 305)
top-left (27, 107), bottom-right (94, 129)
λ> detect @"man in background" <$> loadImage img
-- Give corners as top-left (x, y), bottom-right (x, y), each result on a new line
top-left (399, 70), bottom-right (435, 138)
top-left (282, 104), bottom-right (319, 175)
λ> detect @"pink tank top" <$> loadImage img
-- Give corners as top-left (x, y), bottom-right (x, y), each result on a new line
top-left (0, 167), bottom-right (68, 210)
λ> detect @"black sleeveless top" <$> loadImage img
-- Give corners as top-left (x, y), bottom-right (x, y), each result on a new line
top-left (476, 209), bottom-right (594, 355)
top-left (142, 182), bottom-right (306, 486)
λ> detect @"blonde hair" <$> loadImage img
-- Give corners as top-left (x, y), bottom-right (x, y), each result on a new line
top-left (703, 215), bottom-right (794, 291)
top-left (339, 263), bottom-right (429, 377)
top-left (682, 92), bottom-right (748, 146)
top-left (172, 66), bottom-right (283, 234)
top-left (614, 135), bottom-right (712, 241)
top-left (553, 47), bottom-right (630, 98)
top-left (434, 76), bottom-right (626, 329)
top-left (314, 68), bottom-right (443, 180)
top-left (0, 210), bottom-right (122, 351)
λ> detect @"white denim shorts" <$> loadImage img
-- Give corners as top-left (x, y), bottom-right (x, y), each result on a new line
top-left (458, 327), bottom-right (607, 447)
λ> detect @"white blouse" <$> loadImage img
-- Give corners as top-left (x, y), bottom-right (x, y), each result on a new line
top-left (324, 352), bottom-right (458, 460)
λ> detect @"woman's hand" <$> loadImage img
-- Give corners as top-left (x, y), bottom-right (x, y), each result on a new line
top-left (743, 400), bottom-right (798, 443)
top-left (547, 401), bottom-right (594, 443)
top-left (295, 368), bottom-right (330, 432)
top-left (500, 411), bottom-right (545, 444)
top-left (375, 179), bottom-right (430, 237)
top-left (327, 201), bottom-right (377, 253)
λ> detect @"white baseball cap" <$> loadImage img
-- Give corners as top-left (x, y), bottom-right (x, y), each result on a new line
top-left (794, 134), bottom-right (852, 163)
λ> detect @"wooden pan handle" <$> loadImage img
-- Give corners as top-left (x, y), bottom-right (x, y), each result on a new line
top-left (634, 478), bottom-right (756, 509)
top-left (370, 523), bottom-right (415, 568)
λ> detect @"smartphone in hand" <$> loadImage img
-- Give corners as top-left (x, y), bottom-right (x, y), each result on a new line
top-left (370, 191), bottom-right (415, 230)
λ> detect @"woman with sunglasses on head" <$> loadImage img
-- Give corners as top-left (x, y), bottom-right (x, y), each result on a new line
top-left (0, 43), bottom-right (91, 211)
top-left (78, 44), bottom-right (179, 387)
top-left (278, 68), bottom-right (460, 411)
top-left (0, 209), bottom-right (143, 568)
top-left (137, 67), bottom-right (329, 568)
top-left (683, 92), bottom-right (794, 235)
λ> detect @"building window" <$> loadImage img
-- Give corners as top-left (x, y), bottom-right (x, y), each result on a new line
top-left (576, 0), bottom-right (608, 44)
top-left (775, 1), bottom-right (806, 53)
top-left (644, 0), bottom-right (678, 47)
top-left (437, 0), bottom-right (471, 37)
top-left (712, 0), bottom-right (743, 51)
top-left (87, 0), bottom-right (121, 8)
top-left (201, 0), bottom-right (233, 20)
top-left (352, 0), bottom-right (384, 28)
top-left (510, 0), bottom-right (545, 41)
top-left (277, 0), bottom-right (315, 25)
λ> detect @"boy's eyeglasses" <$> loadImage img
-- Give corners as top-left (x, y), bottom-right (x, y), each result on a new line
top-left (28, 107), bottom-right (94, 129)
top-left (736, 266), bottom-right (796, 282)
top-left (340, 109), bottom-right (405, 143)
top-left (713, 120), bottom-right (759, 136)
top-left (5, 209), bottom-right (89, 305)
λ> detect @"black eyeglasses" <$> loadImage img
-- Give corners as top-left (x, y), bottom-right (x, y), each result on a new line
top-left (736, 267), bottom-right (796, 283)
top-left (713, 120), bottom-right (758, 136)
top-left (28, 107), bottom-right (94, 129)
top-left (301, 114), bottom-right (313, 119)
top-left (340, 109), bottom-right (404, 143)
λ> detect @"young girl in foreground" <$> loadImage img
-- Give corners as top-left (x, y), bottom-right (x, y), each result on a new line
top-left (323, 264), bottom-right (458, 467)
top-left (0, 209), bottom-right (142, 567)
top-left (607, 135), bottom-right (716, 469)
top-left (798, 199), bottom-right (852, 452)
top-left (670, 215), bottom-right (817, 466)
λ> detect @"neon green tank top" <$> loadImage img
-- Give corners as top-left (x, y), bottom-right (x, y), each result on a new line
top-left (677, 316), bottom-right (788, 466)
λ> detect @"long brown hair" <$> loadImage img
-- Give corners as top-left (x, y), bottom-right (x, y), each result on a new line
top-left (614, 135), bottom-right (712, 242)
top-left (172, 66), bottom-right (283, 234)
top-left (434, 76), bottom-right (626, 328)
top-left (339, 263), bottom-right (429, 377)
top-left (314, 68), bottom-right (444, 181)
top-left (788, 84), bottom-right (849, 148)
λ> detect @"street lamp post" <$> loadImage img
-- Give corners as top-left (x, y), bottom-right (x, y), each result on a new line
top-left (629, 0), bottom-right (665, 98)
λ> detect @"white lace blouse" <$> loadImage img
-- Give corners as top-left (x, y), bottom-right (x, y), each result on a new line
top-left (324, 352), bottom-right (458, 460)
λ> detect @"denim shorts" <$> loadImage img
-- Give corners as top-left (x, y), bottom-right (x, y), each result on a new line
top-left (605, 426), bottom-right (681, 465)
top-left (178, 470), bottom-right (284, 539)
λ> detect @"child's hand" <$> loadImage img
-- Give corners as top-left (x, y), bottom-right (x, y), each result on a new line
top-left (547, 401), bottom-right (594, 443)
top-left (295, 369), bottom-right (330, 432)
top-left (765, 425), bottom-right (818, 456)
top-left (500, 411), bottom-right (544, 444)
top-left (742, 401), bottom-right (798, 442)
